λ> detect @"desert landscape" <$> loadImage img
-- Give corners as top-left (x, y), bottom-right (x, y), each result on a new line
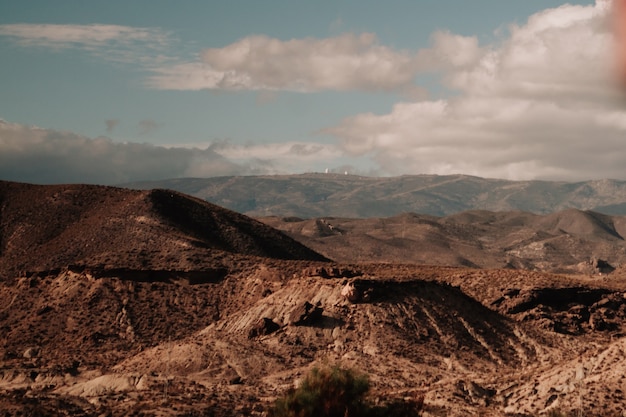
top-left (2, 179), bottom-right (626, 416)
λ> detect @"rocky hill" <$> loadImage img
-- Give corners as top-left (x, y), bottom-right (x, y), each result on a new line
top-left (0, 180), bottom-right (328, 277)
top-left (124, 173), bottom-right (626, 217)
top-left (3, 181), bottom-right (626, 416)
top-left (260, 209), bottom-right (626, 273)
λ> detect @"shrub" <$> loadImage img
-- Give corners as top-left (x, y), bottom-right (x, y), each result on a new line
top-left (270, 366), bottom-right (369, 417)
top-left (269, 365), bottom-right (423, 417)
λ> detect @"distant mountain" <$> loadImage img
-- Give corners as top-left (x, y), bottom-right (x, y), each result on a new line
top-left (123, 174), bottom-right (626, 217)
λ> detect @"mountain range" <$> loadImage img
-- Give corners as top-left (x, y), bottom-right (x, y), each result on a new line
top-left (124, 173), bottom-right (626, 218)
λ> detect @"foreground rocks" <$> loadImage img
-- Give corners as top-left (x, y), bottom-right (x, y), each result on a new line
top-left (2, 264), bottom-right (626, 416)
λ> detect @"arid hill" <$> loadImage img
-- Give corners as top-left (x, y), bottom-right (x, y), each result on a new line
top-left (3, 181), bottom-right (626, 416)
top-left (260, 209), bottom-right (626, 273)
top-left (0, 180), bottom-right (328, 277)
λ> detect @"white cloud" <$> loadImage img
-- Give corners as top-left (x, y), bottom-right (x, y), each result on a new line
top-left (204, 140), bottom-right (345, 174)
top-left (0, 23), bottom-right (483, 95)
top-left (147, 31), bottom-right (485, 92)
top-left (327, 1), bottom-right (626, 181)
top-left (149, 33), bottom-right (433, 92)
top-left (416, 30), bottom-right (484, 71)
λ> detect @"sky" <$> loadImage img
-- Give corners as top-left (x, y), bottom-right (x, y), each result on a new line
top-left (1, 0), bottom-right (625, 184)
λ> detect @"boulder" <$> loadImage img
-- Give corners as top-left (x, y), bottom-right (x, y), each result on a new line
top-left (248, 318), bottom-right (280, 338)
top-left (23, 347), bottom-right (39, 359)
top-left (341, 282), bottom-right (360, 303)
top-left (289, 301), bottom-right (323, 326)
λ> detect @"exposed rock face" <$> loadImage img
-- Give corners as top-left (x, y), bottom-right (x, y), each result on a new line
top-left (341, 282), bottom-right (360, 303)
top-left (340, 281), bottom-right (373, 303)
top-left (492, 287), bottom-right (626, 335)
top-left (302, 266), bottom-right (362, 278)
top-left (455, 380), bottom-right (496, 406)
top-left (248, 318), bottom-right (280, 338)
top-left (591, 257), bottom-right (615, 274)
top-left (288, 301), bottom-right (324, 326)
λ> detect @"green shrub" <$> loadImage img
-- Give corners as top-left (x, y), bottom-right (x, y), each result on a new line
top-left (270, 366), bottom-right (369, 417)
top-left (269, 365), bottom-right (423, 417)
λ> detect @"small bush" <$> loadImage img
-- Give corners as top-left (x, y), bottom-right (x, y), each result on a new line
top-left (270, 366), bottom-right (369, 417)
top-left (269, 365), bottom-right (422, 417)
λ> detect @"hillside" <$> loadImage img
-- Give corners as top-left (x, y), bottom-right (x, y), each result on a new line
top-left (260, 209), bottom-right (626, 273)
top-left (123, 174), bottom-right (626, 217)
top-left (3, 181), bottom-right (626, 416)
top-left (0, 180), bottom-right (328, 277)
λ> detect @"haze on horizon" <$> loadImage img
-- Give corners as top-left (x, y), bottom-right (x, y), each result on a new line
top-left (1, 0), bottom-right (626, 185)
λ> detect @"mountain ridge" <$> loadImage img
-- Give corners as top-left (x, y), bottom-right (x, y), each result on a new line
top-left (122, 173), bottom-right (626, 217)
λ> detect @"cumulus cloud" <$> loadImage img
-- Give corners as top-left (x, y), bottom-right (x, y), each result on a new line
top-left (0, 23), bottom-right (482, 95)
top-left (327, 1), bottom-right (626, 181)
top-left (0, 119), bottom-right (245, 184)
top-left (148, 32), bottom-right (450, 92)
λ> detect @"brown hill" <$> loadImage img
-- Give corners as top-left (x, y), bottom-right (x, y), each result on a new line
top-left (260, 209), bottom-right (626, 273)
top-left (0, 180), bottom-right (328, 277)
top-left (4, 182), bottom-right (626, 416)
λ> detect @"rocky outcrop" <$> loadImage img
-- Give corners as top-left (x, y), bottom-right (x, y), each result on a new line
top-left (493, 287), bottom-right (626, 335)
top-left (248, 318), bottom-right (280, 338)
top-left (288, 301), bottom-right (323, 326)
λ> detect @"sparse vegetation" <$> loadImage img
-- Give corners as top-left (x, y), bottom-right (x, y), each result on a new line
top-left (269, 366), bottom-right (369, 417)
top-left (269, 365), bottom-right (423, 417)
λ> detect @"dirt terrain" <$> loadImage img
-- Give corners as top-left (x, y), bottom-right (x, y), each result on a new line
top-left (2, 180), bottom-right (626, 416)
top-left (260, 210), bottom-right (626, 273)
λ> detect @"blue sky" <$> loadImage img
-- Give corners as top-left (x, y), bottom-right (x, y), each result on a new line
top-left (1, 0), bottom-right (623, 184)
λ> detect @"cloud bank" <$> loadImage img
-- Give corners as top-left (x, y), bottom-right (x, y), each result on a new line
top-left (328, 1), bottom-right (626, 180)
top-left (2, 1), bottom-right (626, 183)
top-left (0, 120), bottom-right (242, 184)
top-left (0, 120), bottom-right (353, 184)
